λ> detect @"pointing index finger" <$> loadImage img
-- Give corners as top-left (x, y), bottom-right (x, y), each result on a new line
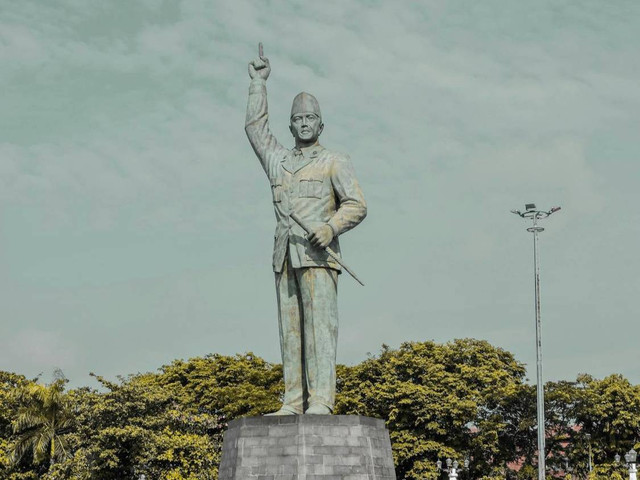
top-left (258, 42), bottom-right (264, 58)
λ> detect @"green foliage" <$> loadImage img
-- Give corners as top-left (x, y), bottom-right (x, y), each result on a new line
top-left (544, 374), bottom-right (640, 477)
top-left (575, 373), bottom-right (640, 448)
top-left (1, 372), bottom-right (30, 438)
top-left (10, 378), bottom-right (76, 471)
top-left (33, 352), bottom-right (281, 479)
top-left (589, 461), bottom-right (626, 480)
top-left (335, 339), bottom-right (529, 480)
top-left (157, 352), bottom-right (283, 418)
top-left (1, 372), bottom-right (30, 479)
top-left (514, 463), bottom-right (536, 480)
top-left (1, 346), bottom-right (639, 479)
top-left (48, 373), bottom-right (224, 479)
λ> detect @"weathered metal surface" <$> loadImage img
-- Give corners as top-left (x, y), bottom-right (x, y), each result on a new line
top-left (290, 213), bottom-right (365, 286)
top-left (246, 45), bottom-right (366, 414)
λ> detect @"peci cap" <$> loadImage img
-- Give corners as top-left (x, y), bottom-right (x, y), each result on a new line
top-left (290, 92), bottom-right (321, 120)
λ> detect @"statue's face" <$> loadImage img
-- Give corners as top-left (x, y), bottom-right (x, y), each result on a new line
top-left (289, 112), bottom-right (323, 146)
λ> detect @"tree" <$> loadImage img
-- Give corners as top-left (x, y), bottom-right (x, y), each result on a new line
top-left (2, 346), bottom-right (638, 479)
top-left (335, 339), bottom-right (530, 480)
top-left (47, 373), bottom-right (224, 480)
top-left (1, 372), bottom-right (30, 438)
top-left (560, 374), bottom-right (640, 478)
top-left (45, 353), bottom-right (282, 480)
top-left (10, 378), bottom-right (76, 473)
top-left (0, 372), bottom-right (40, 480)
top-left (28, 353), bottom-right (281, 479)
top-left (157, 352), bottom-right (283, 418)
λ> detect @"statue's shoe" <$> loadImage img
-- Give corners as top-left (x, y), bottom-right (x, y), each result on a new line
top-left (264, 405), bottom-right (300, 416)
top-left (305, 404), bottom-right (332, 415)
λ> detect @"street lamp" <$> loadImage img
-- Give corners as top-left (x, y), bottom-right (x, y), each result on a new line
top-left (616, 449), bottom-right (637, 480)
top-left (585, 433), bottom-right (593, 473)
top-left (436, 457), bottom-right (469, 480)
top-left (511, 203), bottom-right (561, 480)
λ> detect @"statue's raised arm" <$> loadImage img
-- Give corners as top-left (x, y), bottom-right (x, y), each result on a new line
top-left (245, 43), bottom-right (285, 174)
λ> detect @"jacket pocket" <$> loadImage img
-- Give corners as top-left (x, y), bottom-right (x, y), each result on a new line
top-left (270, 182), bottom-right (283, 203)
top-left (299, 177), bottom-right (323, 199)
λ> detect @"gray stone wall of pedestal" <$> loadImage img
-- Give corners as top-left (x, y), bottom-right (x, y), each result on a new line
top-left (218, 415), bottom-right (396, 480)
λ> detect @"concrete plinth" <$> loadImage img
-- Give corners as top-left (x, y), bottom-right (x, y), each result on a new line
top-left (218, 415), bottom-right (396, 480)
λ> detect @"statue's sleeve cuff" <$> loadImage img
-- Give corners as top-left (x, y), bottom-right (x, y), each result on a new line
top-left (249, 78), bottom-right (267, 94)
top-left (327, 218), bottom-right (340, 237)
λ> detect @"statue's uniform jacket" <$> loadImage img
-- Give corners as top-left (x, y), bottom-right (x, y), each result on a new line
top-left (245, 77), bottom-right (366, 412)
top-left (245, 78), bottom-right (367, 273)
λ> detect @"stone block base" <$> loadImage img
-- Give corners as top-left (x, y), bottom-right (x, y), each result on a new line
top-left (218, 415), bottom-right (396, 480)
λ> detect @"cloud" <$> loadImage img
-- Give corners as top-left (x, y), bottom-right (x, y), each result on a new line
top-left (1, 0), bottom-right (639, 386)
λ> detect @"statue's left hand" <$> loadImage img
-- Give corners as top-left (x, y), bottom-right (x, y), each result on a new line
top-left (248, 43), bottom-right (270, 80)
top-left (308, 225), bottom-right (334, 249)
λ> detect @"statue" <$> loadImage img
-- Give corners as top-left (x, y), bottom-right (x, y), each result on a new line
top-left (245, 44), bottom-right (367, 415)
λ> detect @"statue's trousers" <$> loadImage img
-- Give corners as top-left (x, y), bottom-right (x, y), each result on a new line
top-left (275, 255), bottom-right (338, 413)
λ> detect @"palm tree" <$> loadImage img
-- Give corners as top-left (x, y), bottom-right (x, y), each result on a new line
top-left (10, 378), bottom-right (76, 469)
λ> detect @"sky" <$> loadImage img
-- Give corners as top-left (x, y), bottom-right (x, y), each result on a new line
top-left (1, 0), bottom-right (639, 389)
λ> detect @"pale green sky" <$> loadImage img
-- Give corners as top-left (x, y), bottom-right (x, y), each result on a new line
top-left (1, 0), bottom-right (639, 387)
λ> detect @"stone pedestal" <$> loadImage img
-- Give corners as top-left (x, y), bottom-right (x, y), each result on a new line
top-left (218, 415), bottom-right (396, 480)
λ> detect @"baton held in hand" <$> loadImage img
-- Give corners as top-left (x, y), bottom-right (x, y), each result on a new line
top-left (290, 213), bottom-right (365, 286)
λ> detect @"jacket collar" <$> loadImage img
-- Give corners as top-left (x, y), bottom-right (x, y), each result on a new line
top-left (282, 144), bottom-right (324, 174)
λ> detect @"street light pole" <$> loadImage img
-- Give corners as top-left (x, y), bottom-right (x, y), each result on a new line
top-left (616, 449), bottom-right (637, 480)
top-left (531, 211), bottom-right (546, 480)
top-left (511, 204), bottom-right (561, 480)
top-left (585, 433), bottom-right (593, 474)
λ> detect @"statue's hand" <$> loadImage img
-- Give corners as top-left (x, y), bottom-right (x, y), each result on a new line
top-left (248, 56), bottom-right (270, 81)
top-left (308, 225), bottom-right (334, 249)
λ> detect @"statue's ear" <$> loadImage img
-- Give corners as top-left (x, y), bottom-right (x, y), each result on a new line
top-left (318, 123), bottom-right (324, 136)
top-left (289, 125), bottom-right (295, 136)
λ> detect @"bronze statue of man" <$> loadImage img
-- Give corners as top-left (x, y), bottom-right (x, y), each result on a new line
top-left (245, 45), bottom-right (367, 415)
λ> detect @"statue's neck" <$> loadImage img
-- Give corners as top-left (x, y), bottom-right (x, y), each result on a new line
top-left (295, 139), bottom-right (320, 150)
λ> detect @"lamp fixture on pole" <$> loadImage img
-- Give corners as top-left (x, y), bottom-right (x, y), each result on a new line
top-left (436, 457), bottom-right (470, 480)
top-left (616, 449), bottom-right (638, 480)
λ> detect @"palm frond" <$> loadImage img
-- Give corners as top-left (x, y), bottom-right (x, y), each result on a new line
top-left (11, 432), bottom-right (37, 465)
top-left (54, 435), bottom-right (72, 461)
top-left (13, 411), bottom-right (46, 433)
top-left (34, 428), bottom-right (54, 464)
